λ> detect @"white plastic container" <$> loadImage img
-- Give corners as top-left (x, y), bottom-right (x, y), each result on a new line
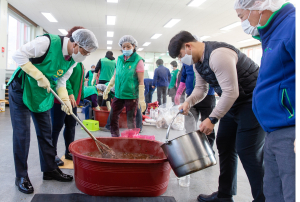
top-left (0, 100), bottom-right (6, 112)
top-left (178, 175), bottom-right (190, 187)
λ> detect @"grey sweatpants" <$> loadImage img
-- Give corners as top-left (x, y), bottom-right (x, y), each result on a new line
top-left (264, 126), bottom-right (295, 202)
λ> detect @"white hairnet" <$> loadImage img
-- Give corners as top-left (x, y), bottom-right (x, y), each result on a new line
top-left (96, 84), bottom-right (107, 91)
top-left (72, 29), bottom-right (98, 52)
top-left (234, 0), bottom-right (285, 12)
top-left (118, 35), bottom-right (138, 48)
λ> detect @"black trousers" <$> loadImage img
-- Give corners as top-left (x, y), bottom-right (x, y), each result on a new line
top-left (217, 102), bottom-right (265, 202)
top-left (9, 80), bottom-right (58, 178)
top-left (185, 95), bottom-right (216, 147)
top-left (157, 86), bottom-right (168, 105)
top-left (51, 103), bottom-right (77, 155)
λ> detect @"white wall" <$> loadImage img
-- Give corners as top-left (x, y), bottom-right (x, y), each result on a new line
top-left (82, 49), bottom-right (145, 72)
top-left (0, 0), bottom-right (8, 100)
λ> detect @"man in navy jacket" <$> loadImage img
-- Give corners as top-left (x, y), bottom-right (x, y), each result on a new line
top-left (235, 1), bottom-right (295, 201)
top-left (152, 59), bottom-right (171, 105)
top-left (144, 78), bottom-right (156, 112)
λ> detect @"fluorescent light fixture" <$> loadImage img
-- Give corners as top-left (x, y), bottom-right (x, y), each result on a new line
top-left (58, 29), bottom-right (68, 35)
top-left (41, 12), bottom-right (57, 22)
top-left (143, 42), bottom-right (151, 46)
top-left (107, 40), bottom-right (113, 44)
top-left (164, 19), bottom-right (181, 28)
top-left (137, 48), bottom-right (144, 51)
top-left (220, 22), bottom-right (241, 31)
top-left (151, 34), bottom-right (162, 39)
top-left (107, 31), bottom-right (114, 37)
top-left (107, 16), bottom-right (116, 25)
top-left (200, 36), bottom-right (211, 40)
top-left (107, 47), bottom-right (112, 50)
top-left (238, 38), bottom-right (256, 43)
top-left (107, 0), bottom-right (118, 3)
top-left (187, 0), bottom-right (207, 7)
top-left (160, 53), bottom-right (165, 56)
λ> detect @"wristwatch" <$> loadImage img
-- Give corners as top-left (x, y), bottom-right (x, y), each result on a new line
top-left (208, 117), bottom-right (218, 124)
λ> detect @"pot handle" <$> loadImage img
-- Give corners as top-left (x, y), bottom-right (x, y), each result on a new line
top-left (165, 109), bottom-right (196, 143)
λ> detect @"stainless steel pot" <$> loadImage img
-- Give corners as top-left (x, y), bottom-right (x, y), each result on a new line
top-left (161, 111), bottom-right (217, 177)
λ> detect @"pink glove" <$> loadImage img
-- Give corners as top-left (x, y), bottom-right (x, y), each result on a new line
top-left (175, 82), bottom-right (186, 105)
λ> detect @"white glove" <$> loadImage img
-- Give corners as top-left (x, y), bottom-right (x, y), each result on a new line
top-left (21, 62), bottom-right (50, 93)
top-left (138, 85), bottom-right (146, 113)
top-left (91, 72), bottom-right (97, 86)
top-left (106, 101), bottom-right (111, 111)
top-left (57, 87), bottom-right (72, 115)
top-left (103, 76), bottom-right (115, 100)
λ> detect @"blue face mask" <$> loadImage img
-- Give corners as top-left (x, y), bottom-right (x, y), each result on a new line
top-left (123, 49), bottom-right (133, 57)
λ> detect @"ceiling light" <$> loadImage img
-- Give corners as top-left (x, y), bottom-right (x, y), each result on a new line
top-left (58, 29), bottom-right (68, 35)
top-left (151, 34), bottom-right (162, 39)
top-left (107, 0), bottom-right (118, 3)
top-left (107, 40), bottom-right (113, 44)
top-left (187, 0), bottom-right (207, 7)
top-left (107, 16), bottom-right (116, 25)
top-left (220, 22), bottom-right (241, 31)
top-left (164, 19), bottom-right (181, 28)
top-left (143, 42), bottom-right (151, 46)
top-left (41, 12), bottom-right (57, 22)
top-left (107, 31), bottom-right (114, 37)
top-left (160, 53), bottom-right (165, 56)
top-left (200, 36), bottom-right (211, 40)
top-left (107, 47), bottom-right (112, 50)
top-left (238, 38), bottom-right (256, 43)
top-left (137, 48), bottom-right (144, 51)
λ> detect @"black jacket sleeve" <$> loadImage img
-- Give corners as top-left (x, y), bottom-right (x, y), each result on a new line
top-left (95, 59), bottom-right (101, 73)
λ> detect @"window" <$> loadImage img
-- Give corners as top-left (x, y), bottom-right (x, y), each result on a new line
top-left (7, 15), bottom-right (31, 69)
top-left (242, 45), bottom-right (262, 67)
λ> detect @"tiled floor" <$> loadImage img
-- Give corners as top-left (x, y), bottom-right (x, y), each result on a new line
top-left (0, 105), bottom-right (253, 202)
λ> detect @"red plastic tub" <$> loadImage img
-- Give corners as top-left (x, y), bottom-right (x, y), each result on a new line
top-left (93, 107), bottom-right (127, 128)
top-left (69, 137), bottom-right (171, 197)
top-left (121, 129), bottom-right (155, 140)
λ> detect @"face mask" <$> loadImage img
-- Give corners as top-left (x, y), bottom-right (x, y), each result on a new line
top-left (123, 49), bottom-right (133, 57)
top-left (241, 11), bottom-right (262, 36)
top-left (72, 45), bottom-right (87, 62)
top-left (181, 46), bottom-right (194, 66)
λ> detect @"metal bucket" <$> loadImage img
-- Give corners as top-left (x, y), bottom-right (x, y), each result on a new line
top-left (160, 110), bottom-right (216, 177)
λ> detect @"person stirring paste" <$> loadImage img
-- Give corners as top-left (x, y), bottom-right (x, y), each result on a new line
top-left (168, 31), bottom-right (265, 202)
top-left (103, 35), bottom-right (146, 137)
top-left (235, 1), bottom-right (295, 201)
top-left (51, 26), bottom-right (87, 166)
top-left (8, 28), bottom-right (98, 194)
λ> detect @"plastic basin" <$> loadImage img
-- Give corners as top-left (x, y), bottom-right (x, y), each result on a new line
top-left (69, 137), bottom-right (171, 197)
top-left (93, 107), bottom-right (127, 128)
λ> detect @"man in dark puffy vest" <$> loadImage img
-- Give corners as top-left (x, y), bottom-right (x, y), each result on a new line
top-left (168, 31), bottom-right (265, 202)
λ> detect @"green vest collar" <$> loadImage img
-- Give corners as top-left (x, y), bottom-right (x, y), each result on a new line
top-left (118, 52), bottom-right (138, 63)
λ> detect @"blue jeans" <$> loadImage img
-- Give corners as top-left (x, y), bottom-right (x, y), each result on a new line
top-left (9, 79), bottom-right (57, 177)
top-left (51, 103), bottom-right (77, 155)
top-left (105, 107), bottom-right (143, 131)
top-left (264, 126), bottom-right (295, 202)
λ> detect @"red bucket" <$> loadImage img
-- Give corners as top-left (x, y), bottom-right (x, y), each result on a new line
top-left (93, 107), bottom-right (127, 128)
top-left (69, 137), bottom-right (171, 197)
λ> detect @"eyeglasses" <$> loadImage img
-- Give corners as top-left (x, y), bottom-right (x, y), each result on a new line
top-left (79, 46), bottom-right (90, 56)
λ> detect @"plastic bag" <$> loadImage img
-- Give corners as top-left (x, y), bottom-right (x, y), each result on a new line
top-left (156, 104), bottom-right (184, 131)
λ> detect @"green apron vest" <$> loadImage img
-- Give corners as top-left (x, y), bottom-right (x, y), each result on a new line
top-left (8, 34), bottom-right (75, 113)
top-left (87, 70), bottom-right (93, 86)
top-left (84, 86), bottom-right (98, 98)
top-left (99, 57), bottom-right (116, 81)
top-left (66, 62), bottom-right (85, 100)
top-left (115, 52), bottom-right (144, 99)
top-left (168, 69), bottom-right (179, 89)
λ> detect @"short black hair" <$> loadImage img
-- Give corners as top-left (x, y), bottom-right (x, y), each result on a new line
top-left (106, 51), bottom-right (113, 57)
top-left (156, 59), bottom-right (163, 66)
top-left (168, 31), bottom-right (197, 59)
top-left (170, 61), bottom-right (178, 67)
